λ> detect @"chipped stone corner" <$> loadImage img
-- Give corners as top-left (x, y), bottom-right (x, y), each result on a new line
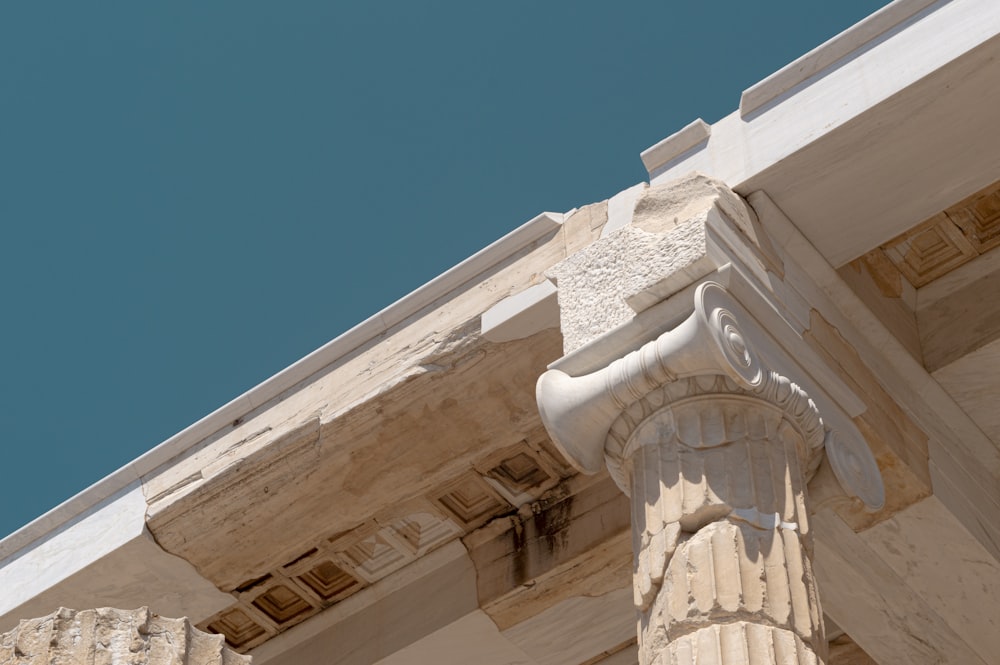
top-left (547, 172), bottom-right (767, 354)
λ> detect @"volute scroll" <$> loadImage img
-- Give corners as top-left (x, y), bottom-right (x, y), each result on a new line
top-left (537, 282), bottom-right (779, 475)
top-left (536, 280), bottom-right (885, 509)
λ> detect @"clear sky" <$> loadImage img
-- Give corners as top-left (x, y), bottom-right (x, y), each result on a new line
top-left (0, 2), bottom-right (888, 540)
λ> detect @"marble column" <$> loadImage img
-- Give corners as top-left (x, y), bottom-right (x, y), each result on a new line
top-left (537, 282), bottom-right (831, 665)
top-left (0, 607), bottom-right (249, 665)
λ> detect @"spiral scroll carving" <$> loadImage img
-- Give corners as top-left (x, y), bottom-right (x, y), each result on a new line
top-left (824, 429), bottom-right (885, 511)
top-left (701, 284), bottom-right (763, 390)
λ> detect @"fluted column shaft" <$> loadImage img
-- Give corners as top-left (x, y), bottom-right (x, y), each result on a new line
top-left (608, 376), bottom-right (826, 665)
top-left (536, 283), bottom-right (859, 665)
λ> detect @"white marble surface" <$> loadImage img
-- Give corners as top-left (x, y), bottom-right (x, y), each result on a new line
top-left (376, 612), bottom-right (534, 665)
top-left (602, 182), bottom-right (647, 239)
top-left (932, 338), bottom-right (1000, 444)
top-left (813, 509), bottom-right (988, 665)
top-left (639, 119), bottom-right (709, 174)
top-left (739, 0), bottom-right (941, 116)
top-left (755, 184), bottom-right (1000, 553)
top-left (481, 280), bottom-right (559, 343)
top-left (650, 0), bottom-right (1000, 268)
top-left (502, 588), bottom-right (634, 665)
top-left (0, 482), bottom-right (231, 632)
top-left (862, 497), bottom-right (1000, 664)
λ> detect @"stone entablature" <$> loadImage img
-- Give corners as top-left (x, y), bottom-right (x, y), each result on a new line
top-left (2, 164), bottom-right (999, 664)
top-left (7, 16), bottom-right (1000, 657)
top-left (197, 438), bottom-right (569, 650)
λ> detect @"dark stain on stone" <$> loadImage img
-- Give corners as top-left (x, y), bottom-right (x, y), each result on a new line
top-left (509, 493), bottom-right (575, 587)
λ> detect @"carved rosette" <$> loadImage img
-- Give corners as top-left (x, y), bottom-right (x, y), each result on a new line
top-left (536, 282), bottom-right (854, 665)
top-left (0, 608), bottom-right (250, 665)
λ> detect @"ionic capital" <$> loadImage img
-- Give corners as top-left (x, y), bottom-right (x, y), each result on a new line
top-left (537, 283), bottom-right (856, 664)
top-left (536, 281), bottom-right (883, 511)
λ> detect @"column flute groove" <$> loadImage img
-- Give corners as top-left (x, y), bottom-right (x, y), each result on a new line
top-left (536, 282), bottom-right (871, 665)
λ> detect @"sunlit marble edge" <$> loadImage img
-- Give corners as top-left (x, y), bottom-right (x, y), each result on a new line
top-left (739, 0), bottom-right (945, 117)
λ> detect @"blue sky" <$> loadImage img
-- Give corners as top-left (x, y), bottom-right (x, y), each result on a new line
top-left (0, 2), bottom-right (887, 539)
